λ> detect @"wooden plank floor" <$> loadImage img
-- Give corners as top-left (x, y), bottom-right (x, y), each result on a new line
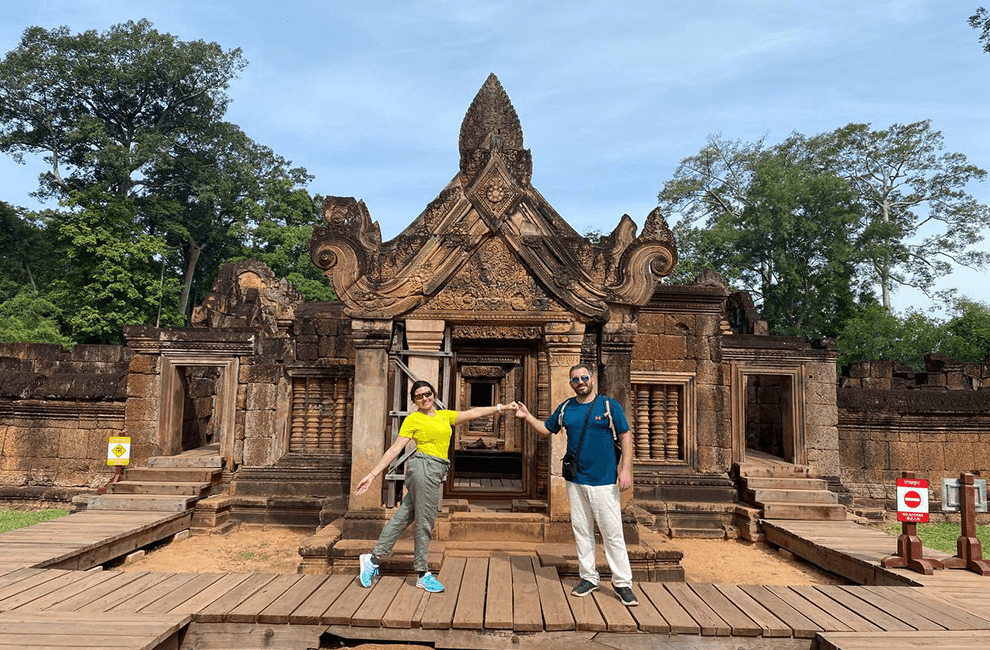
top-left (2, 560), bottom-right (989, 641)
top-left (0, 509), bottom-right (190, 571)
top-left (0, 609), bottom-right (191, 650)
top-left (764, 520), bottom-right (990, 622)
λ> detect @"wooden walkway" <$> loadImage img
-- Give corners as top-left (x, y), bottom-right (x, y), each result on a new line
top-left (0, 509), bottom-right (190, 571)
top-left (2, 554), bottom-right (990, 648)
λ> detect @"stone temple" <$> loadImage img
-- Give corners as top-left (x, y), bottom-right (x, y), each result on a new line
top-left (2, 74), bottom-right (988, 579)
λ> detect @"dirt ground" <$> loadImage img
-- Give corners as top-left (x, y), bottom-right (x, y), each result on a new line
top-left (116, 525), bottom-right (843, 585)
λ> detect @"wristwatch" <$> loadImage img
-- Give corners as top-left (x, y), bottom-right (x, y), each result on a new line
top-left (496, 403), bottom-right (502, 412)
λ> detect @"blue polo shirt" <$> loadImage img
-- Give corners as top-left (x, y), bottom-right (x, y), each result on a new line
top-left (545, 395), bottom-right (629, 486)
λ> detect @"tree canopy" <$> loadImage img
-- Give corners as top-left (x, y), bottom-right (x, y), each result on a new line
top-left (0, 20), bottom-right (330, 344)
top-left (661, 121), bottom-right (990, 340)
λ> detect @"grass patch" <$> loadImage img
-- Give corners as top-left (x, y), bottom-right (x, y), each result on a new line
top-left (0, 508), bottom-right (70, 533)
top-left (885, 522), bottom-right (990, 554)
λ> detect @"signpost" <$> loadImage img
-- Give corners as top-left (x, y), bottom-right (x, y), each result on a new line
top-left (97, 436), bottom-right (130, 494)
top-left (882, 471), bottom-right (943, 574)
top-left (941, 473), bottom-right (990, 576)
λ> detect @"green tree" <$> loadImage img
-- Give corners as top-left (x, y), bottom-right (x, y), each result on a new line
top-left (0, 20), bottom-right (244, 199)
top-left (819, 121), bottom-right (990, 309)
top-left (0, 21), bottom-right (323, 332)
top-left (661, 142), bottom-right (862, 339)
top-left (940, 298), bottom-right (990, 361)
top-left (969, 7), bottom-right (990, 53)
top-left (0, 290), bottom-right (72, 345)
top-left (835, 305), bottom-right (944, 372)
top-left (45, 194), bottom-right (185, 343)
top-left (0, 201), bottom-right (50, 301)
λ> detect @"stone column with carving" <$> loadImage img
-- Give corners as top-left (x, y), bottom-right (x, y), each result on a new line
top-left (404, 319), bottom-right (446, 394)
top-left (544, 320), bottom-right (586, 519)
top-left (601, 306), bottom-right (637, 416)
top-left (348, 319), bottom-right (393, 512)
top-left (602, 307), bottom-right (637, 508)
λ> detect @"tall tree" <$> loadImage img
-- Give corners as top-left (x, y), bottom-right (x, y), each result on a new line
top-left (0, 21), bottom-right (324, 338)
top-left (662, 148), bottom-right (861, 338)
top-left (0, 20), bottom-right (244, 200)
top-left (969, 7), bottom-right (990, 53)
top-left (819, 121), bottom-right (990, 309)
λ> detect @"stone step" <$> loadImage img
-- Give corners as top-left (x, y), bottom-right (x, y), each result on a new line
top-left (445, 512), bottom-right (547, 543)
top-left (124, 467), bottom-right (221, 483)
top-left (735, 462), bottom-right (818, 479)
top-left (742, 477), bottom-right (828, 491)
top-left (148, 455), bottom-right (222, 468)
top-left (668, 527), bottom-right (726, 539)
top-left (761, 501), bottom-right (847, 521)
top-left (745, 488), bottom-right (839, 505)
top-left (108, 481), bottom-right (211, 496)
top-left (85, 494), bottom-right (198, 512)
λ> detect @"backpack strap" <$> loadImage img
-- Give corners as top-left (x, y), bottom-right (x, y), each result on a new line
top-left (603, 396), bottom-right (618, 443)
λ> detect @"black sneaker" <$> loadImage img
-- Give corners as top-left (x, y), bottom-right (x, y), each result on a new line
top-left (571, 579), bottom-right (598, 597)
top-left (615, 586), bottom-right (639, 606)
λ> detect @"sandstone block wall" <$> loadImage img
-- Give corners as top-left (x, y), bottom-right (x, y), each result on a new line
top-left (838, 355), bottom-right (990, 507)
top-left (0, 343), bottom-right (130, 494)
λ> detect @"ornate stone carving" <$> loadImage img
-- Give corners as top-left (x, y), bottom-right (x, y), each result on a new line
top-left (307, 75), bottom-right (679, 322)
top-left (450, 325), bottom-right (543, 340)
top-left (191, 260), bottom-right (304, 336)
top-left (459, 74), bottom-right (532, 185)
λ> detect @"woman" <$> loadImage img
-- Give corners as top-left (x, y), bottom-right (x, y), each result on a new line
top-left (354, 379), bottom-right (515, 592)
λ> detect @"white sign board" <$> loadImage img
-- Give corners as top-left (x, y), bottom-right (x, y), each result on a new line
top-left (896, 477), bottom-right (929, 523)
top-left (107, 436), bottom-right (131, 466)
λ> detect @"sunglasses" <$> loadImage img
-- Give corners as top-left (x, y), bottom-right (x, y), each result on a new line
top-left (569, 375), bottom-right (591, 385)
top-left (413, 390), bottom-right (434, 401)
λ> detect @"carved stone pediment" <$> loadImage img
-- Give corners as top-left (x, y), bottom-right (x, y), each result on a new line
top-left (309, 74), bottom-right (678, 322)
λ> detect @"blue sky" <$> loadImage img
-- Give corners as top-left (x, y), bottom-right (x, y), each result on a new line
top-left (2, 1), bottom-right (989, 315)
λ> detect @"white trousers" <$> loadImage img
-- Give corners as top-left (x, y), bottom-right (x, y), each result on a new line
top-left (566, 481), bottom-right (633, 588)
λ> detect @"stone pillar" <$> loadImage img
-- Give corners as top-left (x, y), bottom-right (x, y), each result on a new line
top-left (601, 305), bottom-right (637, 414)
top-left (348, 318), bottom-right (393, 511)
top-left (544, 320), bottom-right (586, 518)
top-left (404, 319), bottom-right (446, 396)
top-left (602, 308), bottom-right (638, 509)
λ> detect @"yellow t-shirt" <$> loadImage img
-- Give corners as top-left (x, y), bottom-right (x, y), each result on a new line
top-left (399, 410), bottom-right (457, 460)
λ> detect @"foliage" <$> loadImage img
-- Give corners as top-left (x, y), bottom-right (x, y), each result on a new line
top-left (660, 138), bottom-right (862, 338)
top-left (836, 299), bottom-right (990, 371)
top-left (0, 202), bottom-right (55, 303)
top-left (816, 122), bottom-right (990, 309)
top-left (0, 508), bottom-right (69, 533)
top-left (662, 122), bottom-right (990, 325)
top-left (46, 194), bottom-right (185, 343)
top-left (0, 290), bottom-right (72, 345)
top-left (231, 193), bottom-right (337, 302)
top-left (0, 21), bottom-right (328, 338)
top-left (970, 7), bottom-right (990, 53)
top-left (0, 19), bottom-right (244, 200)
top-left (885, 522), bottom-right (990, 555)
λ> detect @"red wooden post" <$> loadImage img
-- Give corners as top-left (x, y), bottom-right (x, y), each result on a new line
top-left (942, 472), bottom-right (990, 575)
top-left (881, 471), bottom-right (944, 575)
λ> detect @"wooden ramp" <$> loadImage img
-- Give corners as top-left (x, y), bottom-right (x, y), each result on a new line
top-left (0, 610), bottom-right (190, 650)
top-left (3, 557), bottom-right (990, 648)
top-left (0, 509), bottom-right (190, 570)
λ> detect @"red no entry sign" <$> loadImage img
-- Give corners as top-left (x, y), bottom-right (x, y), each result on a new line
top-left (896, 478), bottom-right (929, 523)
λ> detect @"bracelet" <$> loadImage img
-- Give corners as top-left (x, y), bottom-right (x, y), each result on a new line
top-left (496, 403), bottom-right (502, 412)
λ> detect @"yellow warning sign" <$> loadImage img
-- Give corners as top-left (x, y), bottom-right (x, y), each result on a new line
top-left (107, 436), bottom-right (131, 466)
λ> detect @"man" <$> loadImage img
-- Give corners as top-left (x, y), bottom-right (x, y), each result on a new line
top-left (514, 364), bottom-right (638, 606)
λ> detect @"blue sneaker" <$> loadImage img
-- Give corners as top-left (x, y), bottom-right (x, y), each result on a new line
top-left (416, 572), bottom-right (444, 593)
top-left (359, 553), bottom-right (379, 588)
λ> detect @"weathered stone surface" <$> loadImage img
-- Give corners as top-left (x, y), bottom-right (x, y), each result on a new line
top-left (244, 408), bottom-right (274, 439)
top-left (245, 382), bottom-right (277, 410)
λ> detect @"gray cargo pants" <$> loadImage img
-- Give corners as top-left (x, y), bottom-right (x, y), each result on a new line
top-left (372, 452), bottom-right (448, 573)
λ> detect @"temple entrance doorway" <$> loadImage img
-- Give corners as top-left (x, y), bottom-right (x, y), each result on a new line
top-left (730, 363), bottom-right (807, 467)
top-left (446, 342), bottom-right (539, 503)
top-left (158, 353), bottom-right (239, 466)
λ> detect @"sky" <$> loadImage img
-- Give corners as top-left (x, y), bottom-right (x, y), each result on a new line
top-left (2, 1), bottom-right (989, 316)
